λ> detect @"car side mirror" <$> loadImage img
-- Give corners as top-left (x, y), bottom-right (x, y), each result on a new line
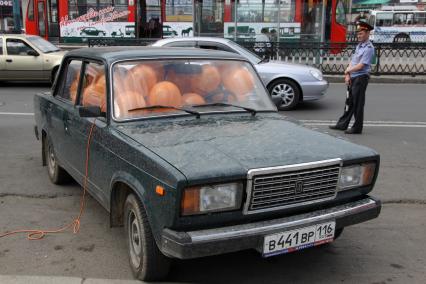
top-left (27, 50), bottom-right (39, 56)
top-left (78, 106), bottom-right (102, 118)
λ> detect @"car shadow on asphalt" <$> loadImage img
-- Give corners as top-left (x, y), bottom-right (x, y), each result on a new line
top-left (169, 243), bottom-right (343, 283)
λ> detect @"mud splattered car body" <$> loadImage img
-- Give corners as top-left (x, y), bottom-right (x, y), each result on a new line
top-left (33, 47), bottom-right (381, 281)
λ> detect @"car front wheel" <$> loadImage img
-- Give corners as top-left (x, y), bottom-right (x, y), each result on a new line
top-left (268, 79), bottom-right (300, 111)
top-left (124, 194), bottom-right (171, 281)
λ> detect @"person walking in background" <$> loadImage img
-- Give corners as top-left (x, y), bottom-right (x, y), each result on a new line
top-left (329, 21), bottom-right (375, 134)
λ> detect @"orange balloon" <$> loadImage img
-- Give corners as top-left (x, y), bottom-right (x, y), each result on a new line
top-left (182, 93), bottom-right (205, 105)
top-left (148, 81), bottom-right (182, 108)
top-left (69, 76), bottom-right (79, 103)
top-left (166, 69), bottom-right (194, 94)
top-left (222, 66), bottom-right (255, 101)
top-left (191, 65), bottom-right (221, 94)
top-left (127, 64), bottom-right (158, 97)
top-left (114, 90), bottom-right (146, 118)
top-left (81, 73), bottom-right (107, 112)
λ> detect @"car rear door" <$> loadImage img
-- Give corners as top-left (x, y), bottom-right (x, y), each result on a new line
top-left (4, 37), bottom-right (45, 80)
top-left (49, 59), bottom-right (83, 176)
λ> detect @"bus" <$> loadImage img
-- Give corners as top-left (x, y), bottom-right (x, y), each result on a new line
top-left (368, 8), bottom-right (426, 43)
top-left (25, 0), bottom-right (348, 44)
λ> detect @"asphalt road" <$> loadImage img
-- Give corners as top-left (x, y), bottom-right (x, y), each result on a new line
top-left (0, 82), bottom-right (425, 283)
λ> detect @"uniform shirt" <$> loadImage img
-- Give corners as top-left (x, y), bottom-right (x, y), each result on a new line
top-left (350, 40), bottom-right (375, 78)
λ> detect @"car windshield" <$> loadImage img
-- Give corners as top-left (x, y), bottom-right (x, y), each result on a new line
top-left (112, 59), bottom-right (276, 120)
top-left (27, 36), bottom-right (60, 53)
top-left (228, 41), bottom-right (263, 64)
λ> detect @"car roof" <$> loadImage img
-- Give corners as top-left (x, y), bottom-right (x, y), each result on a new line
top-left (154, 37), bottom-right (232, 45)
top-left (65, 46), bottom-right (246, 64)
top-left (0, 33), bottom-right (36, 39)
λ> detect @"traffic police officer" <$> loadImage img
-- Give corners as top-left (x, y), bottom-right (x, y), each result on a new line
top-left (330, 21), bottom-right (375, 134)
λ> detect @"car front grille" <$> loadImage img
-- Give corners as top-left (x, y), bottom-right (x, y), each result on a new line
top-left (244, 159), bottom-right (341, 214)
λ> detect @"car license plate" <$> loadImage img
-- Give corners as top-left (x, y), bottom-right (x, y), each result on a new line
top-left (263, 221), bottom-right (336, 257)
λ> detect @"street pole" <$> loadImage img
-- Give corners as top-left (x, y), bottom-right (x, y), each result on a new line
top-left (12, 0), bottom-right (22, 32)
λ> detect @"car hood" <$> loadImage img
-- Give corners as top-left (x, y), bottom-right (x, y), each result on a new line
top-left (45, 50), bottom-right (66, 58)
top-left (118, 113), bottom-right (376, 183)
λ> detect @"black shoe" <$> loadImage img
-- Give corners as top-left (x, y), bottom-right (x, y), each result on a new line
top-left (345, 128), bottom-right (362, 134)
top-left (329, 125), bottom-right (346, 131)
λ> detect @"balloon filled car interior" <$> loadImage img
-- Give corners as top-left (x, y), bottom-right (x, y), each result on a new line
top-left (68, 59), bottom-right (275, 120)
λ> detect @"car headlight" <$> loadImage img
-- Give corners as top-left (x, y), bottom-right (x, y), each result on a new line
top-left (181, 182), bottom-right (243, 215)
top-left (309, 69), bottom-right (323, 81)
top-left (338, 163), bottom-right (376, 190)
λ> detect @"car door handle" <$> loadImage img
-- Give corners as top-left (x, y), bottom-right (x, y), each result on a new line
top-left (6, 59), bottom-right (12, 63)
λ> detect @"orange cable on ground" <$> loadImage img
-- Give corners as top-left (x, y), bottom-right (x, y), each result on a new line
top-left (0, 119), bottom-right (97, 240)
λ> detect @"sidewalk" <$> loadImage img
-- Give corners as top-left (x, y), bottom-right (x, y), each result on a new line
top-left (324, 74), bottom-right (426, 84)
top-left (0, 275), bottom-right (147, 284)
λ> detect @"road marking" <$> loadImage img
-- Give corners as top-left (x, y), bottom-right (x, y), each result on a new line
top-left (300, 119), bottom-right (426, 128)
top-left (0, 112), bottom-right (34, 116)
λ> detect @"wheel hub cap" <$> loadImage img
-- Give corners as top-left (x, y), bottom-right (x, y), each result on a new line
top-left (271, 83), bottom-right (295, 107)
top-left (128, 210), bottom-right (142, 267)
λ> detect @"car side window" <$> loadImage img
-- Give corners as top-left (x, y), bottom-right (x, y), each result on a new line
top-left (198, 42), bottom-right (236, 53)
top-left (0, 38), bottom-right (3, 55)
top-left (6, 39), bottom-right (36, 56)
top-left (164, 41), bottom-right (196, 48)
top-left (60, 60), bottom-right (83, 104)
top-left (79, 62), bottom-right (107, 113)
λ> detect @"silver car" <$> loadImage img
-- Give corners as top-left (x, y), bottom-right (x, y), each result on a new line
top-left (0, 34), bottom-right (65, 83)
top-left (153, 37), bottom-right (328, 110)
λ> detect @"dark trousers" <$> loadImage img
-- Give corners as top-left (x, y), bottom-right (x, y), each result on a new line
top-left (336, 75), bottom-right (369, 132)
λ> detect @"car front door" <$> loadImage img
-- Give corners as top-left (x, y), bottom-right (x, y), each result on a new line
top-left (70, 60), bottom-right (109, 206)
top-left (4, 38), bottom-right (45, 80)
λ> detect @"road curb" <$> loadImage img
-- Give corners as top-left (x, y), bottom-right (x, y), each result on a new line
top-left (324, 75), bottom-right (426, 84)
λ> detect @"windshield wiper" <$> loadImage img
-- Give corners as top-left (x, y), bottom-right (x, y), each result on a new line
top-left (128, 105), bottom-right (201, 118)
top-left (191, 102), bottom-right (256, 116)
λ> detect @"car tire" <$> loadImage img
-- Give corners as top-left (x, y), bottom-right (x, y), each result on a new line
top-left (44, 135), bottom-right (71, 184)
top-left (268, 79), bottom-right (300, 111)
top-left (393, 33), bottom-right (411, 44)
top-left (124, 194), bottom-right (171, 281)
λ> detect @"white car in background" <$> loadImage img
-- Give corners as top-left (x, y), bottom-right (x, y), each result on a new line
top-left (153, 37), bottom-right (328, 110)
top-left (0, 34), bottom-right (65, 83)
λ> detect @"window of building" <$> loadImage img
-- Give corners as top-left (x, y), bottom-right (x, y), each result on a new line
top-left (61, 60), bottom-right (83, 103)
top-left (49, 0), bottom-right (58, 23)
top-left (335, 0), bottom-right (346, 26)
top-left (28, 0), bottom-right (34, 21)
top-left (165, 0), bottom-right (193, 22)
top-left (67, 0), bottom-right (128, 22)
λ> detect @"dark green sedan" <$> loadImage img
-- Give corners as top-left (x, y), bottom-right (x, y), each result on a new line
top-left (33, 47), bottom-right (381, 281)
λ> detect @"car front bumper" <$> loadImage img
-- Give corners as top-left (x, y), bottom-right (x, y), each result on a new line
top-left (161, 196), bottom-right (381, 259)
top-left (301, 79), bottom-right (329, 101)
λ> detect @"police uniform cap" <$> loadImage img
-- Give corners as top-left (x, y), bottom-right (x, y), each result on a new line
top-left (356, 21), bottom-right (373, 32)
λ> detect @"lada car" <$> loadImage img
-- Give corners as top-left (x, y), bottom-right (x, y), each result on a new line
top-left (33, 47), bottom-right (381, 281)
top-left (0, 34), bottom-right (65, 83)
